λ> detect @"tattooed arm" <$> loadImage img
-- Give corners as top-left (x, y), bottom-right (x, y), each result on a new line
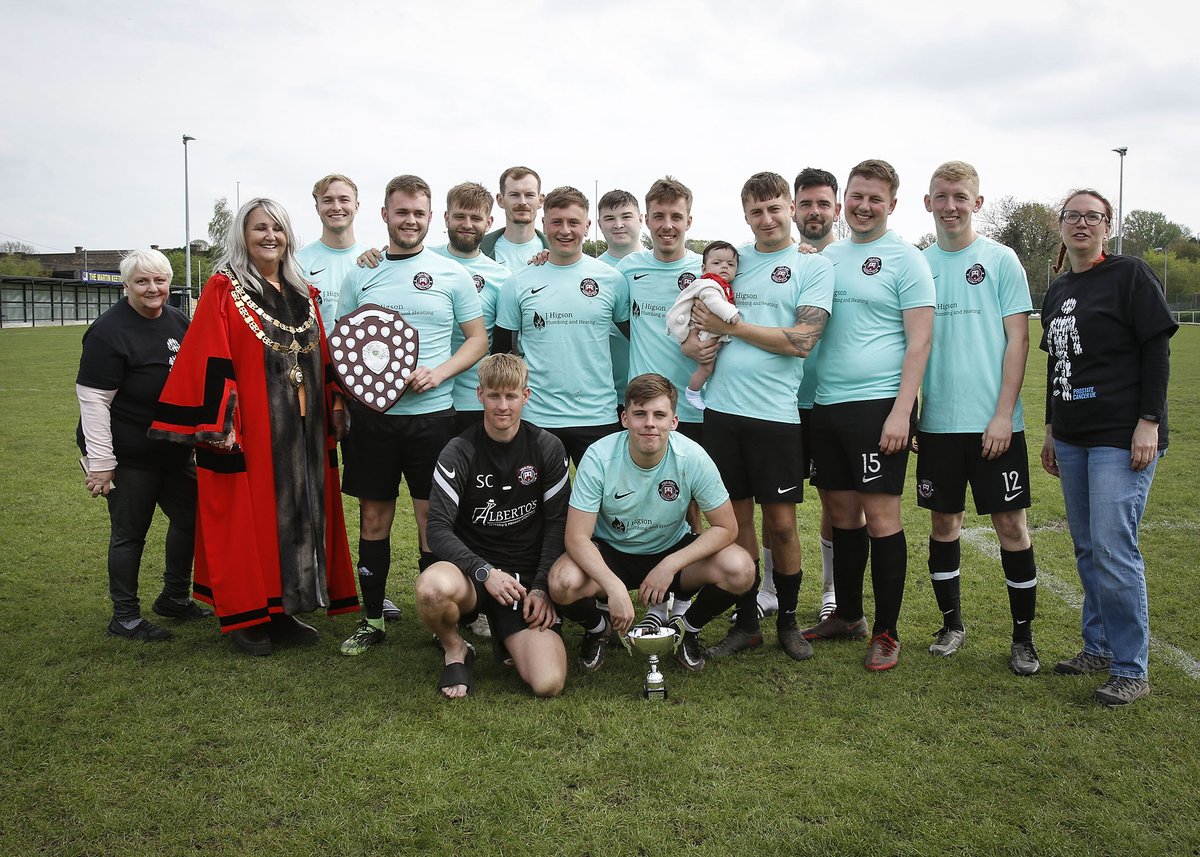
top-left (690, 300), bottom-right (829, 357)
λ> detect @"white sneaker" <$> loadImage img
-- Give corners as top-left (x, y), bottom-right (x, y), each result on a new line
top-left (467, 613), bottom-right (492, 638)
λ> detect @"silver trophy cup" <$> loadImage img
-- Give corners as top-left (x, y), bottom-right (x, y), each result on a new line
top-left (625, 626), bottom-right (678, 700)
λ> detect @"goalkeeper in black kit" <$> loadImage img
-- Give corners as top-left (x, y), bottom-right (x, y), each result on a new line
top-left (419, 353), bottom-right (571, 699)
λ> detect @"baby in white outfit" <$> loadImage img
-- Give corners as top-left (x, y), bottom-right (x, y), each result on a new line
top-left (665, 241), bottom-right (739, 411)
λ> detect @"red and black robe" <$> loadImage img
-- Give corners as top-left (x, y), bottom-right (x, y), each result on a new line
top-left (150, 270), bottom-right (358, 632)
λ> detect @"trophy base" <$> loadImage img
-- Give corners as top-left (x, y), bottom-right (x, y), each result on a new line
top-left (643, 684), bottom-right (668, 701)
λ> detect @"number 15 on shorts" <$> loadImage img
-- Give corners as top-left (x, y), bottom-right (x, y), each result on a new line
top-left (862, 453), bottom-right (883, 483)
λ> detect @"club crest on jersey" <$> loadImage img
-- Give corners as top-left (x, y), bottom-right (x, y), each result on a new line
top-left (862, 257), bottom-right (882, 276)
top-left (533, 311), bottom-right (546, 330)
top-left (472, 274), bottom-right (485, 292)
top-left (517, 464), bottom-right (538, 486)
top-left (918, 479), bottom-right (934, 499)
top-left (771, 266), bottom-right (792, 283)
top-left (413, 272), bottom-right (434, 290)
top-left (611, 517), bottom-right (626, 533)
top-left (965, 264), bottom-right (986, 285)
top-left (658, 479), bottom-right (680, 501)
top-left (678, 272), bottom-right (697, 290)
top-left (580, 278), bottom-right (599, 297)
top-left (632, 300), bottom-right (641, 317)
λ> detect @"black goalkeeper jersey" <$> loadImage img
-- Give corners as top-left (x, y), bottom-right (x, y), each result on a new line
top-left (426, 420), bottom-right (570, 591)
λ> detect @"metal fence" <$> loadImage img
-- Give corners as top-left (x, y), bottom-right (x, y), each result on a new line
top-left (0, 276), bottom-right (190, 328)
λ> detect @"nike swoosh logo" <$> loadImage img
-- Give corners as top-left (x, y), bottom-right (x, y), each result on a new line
top-left (438, 464), bottom-right (456, 478)
top-left (633, 274), bottom-right (649, 280)
top-left (309, 268), bottom-right (326, 276)
top-left (1015, 620), bottom-right (1028, 625)
top-left (532, 285), bottom-right (548, 294)
top-left (1004, 490), bottom-right (1024, 501)
top-left (862, 474), bottom-right (884, 483)
top-left (614, 491), bottom-right (634, 499)
top-left (777, 486), bottom-right (797, 494)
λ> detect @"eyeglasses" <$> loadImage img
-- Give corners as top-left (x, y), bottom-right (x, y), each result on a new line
top-left (1061, 210), bottom-right (1110, 226)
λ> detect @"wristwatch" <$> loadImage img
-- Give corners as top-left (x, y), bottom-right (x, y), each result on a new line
top-left (473, 565), bottom-right (492, 583)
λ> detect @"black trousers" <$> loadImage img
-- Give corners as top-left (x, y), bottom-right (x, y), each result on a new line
top-left (104, 462), bottom-right (197, 619)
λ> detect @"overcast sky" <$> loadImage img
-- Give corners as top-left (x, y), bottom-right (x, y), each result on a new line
top-left (3, 0), bottom-right (1196, 265)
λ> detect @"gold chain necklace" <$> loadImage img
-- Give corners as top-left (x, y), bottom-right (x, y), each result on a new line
top-left (226, 268), bottom-right (319, 388)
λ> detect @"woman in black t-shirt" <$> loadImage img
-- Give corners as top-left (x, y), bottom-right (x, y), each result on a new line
top-left (76, 249), bottom-right (210, 641)
top-left (1039, 188), bottom-right (1176, 708)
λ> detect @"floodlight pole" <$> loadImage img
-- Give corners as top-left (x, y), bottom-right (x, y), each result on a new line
top-left (1154, 246), bottom-right (1168, 290)
top-left (183, 135), bottom-right (195, 307)
top-left (1112, 146), bottom-right (1127, 255)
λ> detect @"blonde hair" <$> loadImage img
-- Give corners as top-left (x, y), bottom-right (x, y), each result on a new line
top-left (929, 161), bottom-right (979, 196)
top-left (477, 353), bottom-right (528, 391)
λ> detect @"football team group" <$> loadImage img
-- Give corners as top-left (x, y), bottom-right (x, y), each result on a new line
top-left (78, 159), bottom-right (1175, 709)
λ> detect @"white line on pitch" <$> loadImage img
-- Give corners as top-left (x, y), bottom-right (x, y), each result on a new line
top-left (961, 526), bottom-right (1200, 681)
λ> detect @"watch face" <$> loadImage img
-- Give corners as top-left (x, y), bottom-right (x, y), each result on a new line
top-left (474, 566), bottom-right (490, 583)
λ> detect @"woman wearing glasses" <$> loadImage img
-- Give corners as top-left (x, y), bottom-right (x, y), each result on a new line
top-left (1039, 189), bottom-right (1176, 707)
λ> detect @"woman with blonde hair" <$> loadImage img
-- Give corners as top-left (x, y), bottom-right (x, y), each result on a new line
top-left (151, 199), bottom-right (358, 655)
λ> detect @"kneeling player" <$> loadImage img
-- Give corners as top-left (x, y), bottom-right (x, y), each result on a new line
top-left (419, 354), bottom-right (570, 698)
top-left (549, 374), bottom-right (754, 673)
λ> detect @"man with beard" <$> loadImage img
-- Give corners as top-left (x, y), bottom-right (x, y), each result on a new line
top-left (428, 183), bottom-right (514, 434)
top-left (481, 166), bottom-right (549, 271)
top-left (789, 168), bottom-right (855, 623)
top-left (334, 175), bottom-right (487, 657)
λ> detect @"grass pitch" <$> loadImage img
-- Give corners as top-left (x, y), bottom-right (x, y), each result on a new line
top-left (1, 323), bottom-right (1197, 855)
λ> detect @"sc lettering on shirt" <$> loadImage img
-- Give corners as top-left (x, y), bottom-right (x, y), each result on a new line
top-left (476, 474), bottom-right (495, 488)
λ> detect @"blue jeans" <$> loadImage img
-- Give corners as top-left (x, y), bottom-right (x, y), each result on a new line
top-left (1054, 439), bottom-right (1159, 679)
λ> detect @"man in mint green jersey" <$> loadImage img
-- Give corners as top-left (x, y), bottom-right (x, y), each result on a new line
top-left (335, 174), bottom-right (487, 657)
top-left (481, 166), bottom-right (549, 271)
top-left (802, 159), bottom-right (934, 673)
top-left (494, 186), bottom-right (629, 466)
top-left (429, 182), bottom-right (513, 435)
top-left (298, 174), bottom-right (368, 335)
top-left (916, 161), bottom-right (1039, 676)
top-left (549, 373), bottom-right (754, 674)
top-left (297, 173), bottom-right (408, 623)
top-left (597, 189), bottom-right (644, 409)
top-left (618, 177), bottom-right (704, 439)
top-left (791, 167), bottom-right (857, 626)
top-left (617, 177), bottom-right (704, 631)
top-left (687, 172), bottom-right (834, 664)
